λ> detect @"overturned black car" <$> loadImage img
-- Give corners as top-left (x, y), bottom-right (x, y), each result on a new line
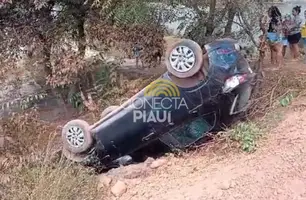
top-left (61, 38), bottom-right (255, 167)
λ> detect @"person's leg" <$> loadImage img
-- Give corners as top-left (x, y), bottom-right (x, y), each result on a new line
top-left (282, 45), bottom-right (287, 57)
top-left (282, 38), bottom-right (288, 58)
top-left (289, 44), bottom-right (294, 59)
top-left (303, 38), bottom-right (306, 63)
top-left (288, 34), bottom-right (295, 59)
top-left (276, 43), bottom-right (284, 67)
top-left (270, 45), bottom-right (276, 64)
top-left (293, 43), bottom-right (300, 59)
top-left (294, 33), bottom-right (301, 59)
top-left (136, 57), bottom-right (139, 67)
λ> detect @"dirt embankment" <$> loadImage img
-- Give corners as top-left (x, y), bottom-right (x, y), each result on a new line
top-left (116, 102), bottom-right (306, 200)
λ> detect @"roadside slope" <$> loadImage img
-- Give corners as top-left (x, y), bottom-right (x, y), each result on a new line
top-left (120, 101), bottom-right (306, 200)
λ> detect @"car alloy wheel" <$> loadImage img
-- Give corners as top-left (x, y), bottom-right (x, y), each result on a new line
top-left (169, 45), bottom-right (196, 73)
top-left (165, 39), bottom-right (203, 78)
top-left (62, 119), bottom-right (93, 154)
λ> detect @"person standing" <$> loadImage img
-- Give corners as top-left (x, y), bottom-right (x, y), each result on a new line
top-left (133, 42), bottom-right (143, 67)
top-left (285, 6), bottom-right (302, 61)
top-left (266, 6), bottom-right (283, 67)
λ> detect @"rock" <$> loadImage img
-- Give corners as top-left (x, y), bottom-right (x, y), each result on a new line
top-left (111, 180), bottom-right (127, 197)
top-left (144, 157), bottom-right (155, 166)
top-left (150, 158), bottom-right (167, 169)
top-left (97, 175), bottom-right (112, 190)
top-left (126, 178), bottom-right (142, 186)
top-left (220, 180), bottom-right (233, 190)
top-left (107, 164), bottom-right (149, 179)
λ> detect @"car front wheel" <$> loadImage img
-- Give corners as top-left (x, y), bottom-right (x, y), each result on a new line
top-left (62, 119), bottom-right (93, 154)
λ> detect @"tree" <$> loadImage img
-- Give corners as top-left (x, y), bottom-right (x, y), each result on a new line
top-left (163, 0), bottom-right (265, 47)
top-left (0, 0), bottom-right (164, 106)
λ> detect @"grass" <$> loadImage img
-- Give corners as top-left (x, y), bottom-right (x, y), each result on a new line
top-left (1, 157), bottom-right (99, 200)
top-left (0, 110), bottom-right (101, 200)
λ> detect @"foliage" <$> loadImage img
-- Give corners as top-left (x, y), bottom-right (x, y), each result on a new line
top-left (279, 93), bottom-right (294, 107)
top-left (230, 122), bottom-right (262, 152)
top-left (161, 0), bottom-right (266, 46)
top-left (113, 0), bottom-right (154, 26)
top-left (0, 0), bottom-right (164, 100)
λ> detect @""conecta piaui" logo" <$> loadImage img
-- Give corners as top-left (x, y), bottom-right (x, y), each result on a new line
top-left (144, 79), bottom-right (180, 97)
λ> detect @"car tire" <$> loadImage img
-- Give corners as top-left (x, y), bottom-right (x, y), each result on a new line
top-left (62, 119), bottom-right (93, 154)
top-left (100, 105), bottom-right (119, 118)
top-left (62, 148), bottom-right (87, 163)
top-left (165, 39), bottom-right (203, 78)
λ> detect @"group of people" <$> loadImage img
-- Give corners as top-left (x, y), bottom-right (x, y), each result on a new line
top-left (261, 5), bottom-right (306, 68)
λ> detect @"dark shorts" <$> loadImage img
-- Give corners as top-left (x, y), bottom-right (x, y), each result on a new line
top-left (287, 32), bottom-right (301, 44)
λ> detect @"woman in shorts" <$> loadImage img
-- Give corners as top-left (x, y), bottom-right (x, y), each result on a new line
top-left (285, 6), bottom-right (302, 60)
top-left (266, 6), bottom-right (283, 67)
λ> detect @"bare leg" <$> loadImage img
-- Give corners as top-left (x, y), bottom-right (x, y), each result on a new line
top-left (276, 43), bottom-right (284, 68)
top-left (136, 57), bottom-right (139, 67)
top-left (293, 43), bottom-right (300, 59)
top-left (270, 46), bottom-right (276, 64)
top-left (282, 45), bottom-right (287, 58)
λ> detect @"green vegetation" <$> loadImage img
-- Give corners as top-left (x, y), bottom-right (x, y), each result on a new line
top-left (230, 122), bottom-right (262, 152)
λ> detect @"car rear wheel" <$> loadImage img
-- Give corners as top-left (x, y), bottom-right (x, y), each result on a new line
top-left (100, 105), bottom-right (119, 118)
top-left (62, 119), bottom-right (93, 154)
top-left (165, 39), bottom-right (203, 78)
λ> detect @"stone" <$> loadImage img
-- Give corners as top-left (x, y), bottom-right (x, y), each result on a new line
top-left (107, 164), bottom-right (148, 179)
top-left (219, 180), bottom-right (233, 190)
top-left (144, 157), bottom-right (155, 166)
top-left (126, 178), bottom-right (142, 186)
top-left (111, 180), bottom-right (127, 197)
top-left (150, 158), bottom-right (167, 169)
top-left (97, 175), bottom-right (112, 190)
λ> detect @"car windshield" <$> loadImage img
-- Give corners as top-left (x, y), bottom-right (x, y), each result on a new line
top-left (164, 117), bottom-right (213, 147)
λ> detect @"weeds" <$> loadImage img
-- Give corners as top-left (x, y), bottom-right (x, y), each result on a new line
top-left (279, 92), bottom-right (295, 107)
top-left (0, 110), bottom-right (100, 200)
top-left (1, 155), bottom-right (99, 200)
top-left (229, 122), bottom-right (262, 152)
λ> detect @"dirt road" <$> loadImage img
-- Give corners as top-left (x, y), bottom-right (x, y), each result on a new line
top-left (117, 99), bottom-right (306, 200)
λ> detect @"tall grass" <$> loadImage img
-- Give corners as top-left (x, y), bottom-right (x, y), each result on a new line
top-left (0, 109), bottom-right (100, 200)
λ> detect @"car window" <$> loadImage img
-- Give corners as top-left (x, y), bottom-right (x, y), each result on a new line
top-left (160, 114), bottom-right (215, 148)
top-left (208, 46), bottom-right (239, 70)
